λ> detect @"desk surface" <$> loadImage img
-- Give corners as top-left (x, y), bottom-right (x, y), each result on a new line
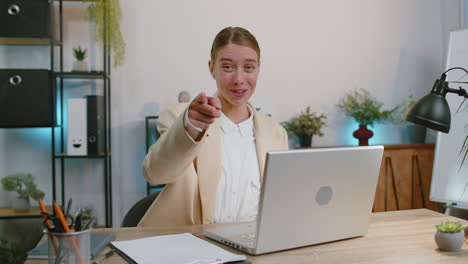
top-left (26, 209), bottom-right (468, 264)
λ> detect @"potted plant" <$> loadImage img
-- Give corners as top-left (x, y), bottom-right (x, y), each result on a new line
top-left (84, 0), bottom-right (126, 68)
top-left (1, 173), bottom-right (45, 212)
top-left (337, 88), bottom-right (396, 146)
top-left (434, 221), bottom-right (465, 252)
top-left (72, 46), bottom-right (88, 72)
top-left (282, 106), bottom-right (327, 147)
top-left (390, 93), bottom-right (426, 143)
top-left (77, 206), bottom-right (96, 228)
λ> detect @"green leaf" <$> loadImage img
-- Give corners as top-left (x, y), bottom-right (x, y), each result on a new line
top-left (337, 88), bottom-right (396, 126)
top-left (436, 221), bottom-right (465, 233)
top-left (84, 0), bottom-right (126, 68)
top-left (282, 106), bottom-right (327, 137)
top-left (1, 173), bottom-right (44, 201)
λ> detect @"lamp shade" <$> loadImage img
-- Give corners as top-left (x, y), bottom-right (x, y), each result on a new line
top-left (406, 92), bottom-right (451, 133)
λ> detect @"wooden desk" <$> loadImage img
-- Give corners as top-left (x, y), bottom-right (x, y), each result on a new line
top-left (26, 209), bottom-right (468, 264)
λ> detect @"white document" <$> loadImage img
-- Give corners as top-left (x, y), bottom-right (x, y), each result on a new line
top-left (110, 233), bottom-right (246, 264)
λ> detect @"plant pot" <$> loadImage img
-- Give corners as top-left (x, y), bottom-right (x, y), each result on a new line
top-left (72, 60), bottom-right (88, 72)
top-left (353, 125), bottom-right (373, 146)
top-left (12, 196), bottom-right (31, 212)
top-left (434, 231), bottom-right (464, 252)
top-left (297, 134), bottom-right (312, 147)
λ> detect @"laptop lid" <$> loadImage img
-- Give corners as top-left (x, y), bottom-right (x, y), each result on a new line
top-left (254, 146), bottom-right (383, 254)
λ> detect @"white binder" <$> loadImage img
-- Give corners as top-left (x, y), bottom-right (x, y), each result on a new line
top-left (67, 98), bottom-right (87, 155)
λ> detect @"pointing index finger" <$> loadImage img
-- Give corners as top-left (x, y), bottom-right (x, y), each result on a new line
top-left (207, 97), bottom-right (221, 110)
top-left (197, 92), bottom-right (207, 105)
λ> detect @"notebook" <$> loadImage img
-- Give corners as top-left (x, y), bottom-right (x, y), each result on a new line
top-left (110, 233), bottom-right (247, 264)
top-left (27, 233), bottom-right (116, 259)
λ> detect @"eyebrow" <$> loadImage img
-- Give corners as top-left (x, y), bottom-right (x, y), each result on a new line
top-left (218, 58), bottom-right (258, 63)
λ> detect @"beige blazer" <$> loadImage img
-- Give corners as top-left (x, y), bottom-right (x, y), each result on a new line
top-left (138, 103), bottom-right (288, 227)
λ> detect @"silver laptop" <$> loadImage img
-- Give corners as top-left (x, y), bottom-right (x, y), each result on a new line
top-left (203, 146), bottom-right (384, 255)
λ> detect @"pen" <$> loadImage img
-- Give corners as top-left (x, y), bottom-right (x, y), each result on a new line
top-left (92, 249), bottom-right (115, 264)
top-left (75, 213), bottom-right (82, 231)
top-left (38, 200), bottom-right (58, 252)
top-left (54, 202), bottom-right (85, 264)
top-left (65, 198), bottom-right (72, 216)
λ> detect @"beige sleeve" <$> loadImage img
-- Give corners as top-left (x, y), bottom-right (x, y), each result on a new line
top-left (142, 104), bottom-right (208, 185)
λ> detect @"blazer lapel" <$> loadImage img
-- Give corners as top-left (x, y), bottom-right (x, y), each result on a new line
top-left (253, 112), bottom-right (268, 183)
top-left (196, 119), bottom-right (221, 224)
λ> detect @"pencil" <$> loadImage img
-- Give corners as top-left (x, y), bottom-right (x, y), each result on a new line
top-left (38, 200), bottom-right (58, 252)
top-left (53, 202), bottom-right (86, 264)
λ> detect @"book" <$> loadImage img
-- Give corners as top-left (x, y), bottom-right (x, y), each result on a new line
top-left (27, 233), bottom-right (116, 260)
top-left (110, 233), bottom-right (247, 264)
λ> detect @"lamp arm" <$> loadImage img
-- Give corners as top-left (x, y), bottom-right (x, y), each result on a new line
top-left (446, 87), bottom-right (468, 98)
top-left (438, 67), bottom-right (468, 98)
top-left (442, 67), bottom-right (468, 75)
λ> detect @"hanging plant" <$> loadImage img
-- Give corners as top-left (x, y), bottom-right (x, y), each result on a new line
top-left (84, 0), bottom-right (126, 68)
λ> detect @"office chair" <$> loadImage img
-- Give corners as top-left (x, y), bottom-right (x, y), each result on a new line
top-left (145, 116), bottom-right (164, 195)
top-left (121, 190), bottom-right (161, 227)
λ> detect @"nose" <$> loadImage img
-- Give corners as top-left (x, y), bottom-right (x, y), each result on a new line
top-left (233, 70), bottom-right (245, 85)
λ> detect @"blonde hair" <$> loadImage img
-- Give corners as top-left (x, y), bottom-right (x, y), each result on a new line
top-left (210, 27), bottom-right (260, 62)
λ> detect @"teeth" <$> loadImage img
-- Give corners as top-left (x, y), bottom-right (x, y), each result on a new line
top-left (233, 90), bottom-right (245, 94)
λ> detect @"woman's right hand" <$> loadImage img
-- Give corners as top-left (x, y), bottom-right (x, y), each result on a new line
top-left (187, 92), bottom-right (222, 130)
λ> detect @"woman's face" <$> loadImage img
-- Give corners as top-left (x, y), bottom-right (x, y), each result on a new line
top-left (209, 44), bottom-right (259, 109)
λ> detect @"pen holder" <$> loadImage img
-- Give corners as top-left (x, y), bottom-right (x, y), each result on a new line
top-left (45, 229), bottom-right (91, 264)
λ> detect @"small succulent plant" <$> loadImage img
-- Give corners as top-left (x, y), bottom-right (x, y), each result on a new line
top-left (73, 46), bottom-right (87, 61)
top-left (436, 221), bottom-right (465, 233)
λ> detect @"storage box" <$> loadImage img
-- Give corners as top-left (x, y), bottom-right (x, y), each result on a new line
top-left (0, 69), bottom-right (54, 127)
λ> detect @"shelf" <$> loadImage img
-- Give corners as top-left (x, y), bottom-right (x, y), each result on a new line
top-left (54, 71), bottom-right (109, 79)
top-left (0, 37), bottom-right (60, 46)
top-left (0, 0), bottom-right (114, 227)
top-left (0, 125), bottom-right (57, 129)
top-left (54, 153), bottom-right (110, 159)
top-left (0, 206), bottom-right (52, 219)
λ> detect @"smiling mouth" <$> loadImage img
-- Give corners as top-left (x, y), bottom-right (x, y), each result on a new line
top-left (231, 90), bottom-right (247, 96)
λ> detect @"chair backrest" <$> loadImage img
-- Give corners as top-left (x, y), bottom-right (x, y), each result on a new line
top-left (121, 191), bottom-right (160, 227)
top-left (145, 115), bottom-right (163, 195)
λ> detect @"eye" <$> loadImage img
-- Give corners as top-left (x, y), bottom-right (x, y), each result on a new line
top-left (222, 65), bottom-right (234, 71)
top-left (245, 65), bottom-right (255, 71)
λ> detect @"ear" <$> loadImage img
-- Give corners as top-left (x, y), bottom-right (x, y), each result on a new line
top-left (208, 60), bottom-right (215, 79)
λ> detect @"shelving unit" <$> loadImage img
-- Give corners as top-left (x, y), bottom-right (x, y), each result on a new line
top-left (0, 0), bottom-right (113, 226)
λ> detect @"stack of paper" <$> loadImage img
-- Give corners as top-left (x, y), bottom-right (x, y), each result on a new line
top-left (110, 233), bottom-right (246, 264)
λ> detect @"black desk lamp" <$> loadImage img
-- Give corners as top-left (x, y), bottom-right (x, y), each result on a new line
top-left (406, 67), bottom-right (468, 133)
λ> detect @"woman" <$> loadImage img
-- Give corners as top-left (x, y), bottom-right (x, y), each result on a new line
top-left (139, 27), bottom-right (288, 227)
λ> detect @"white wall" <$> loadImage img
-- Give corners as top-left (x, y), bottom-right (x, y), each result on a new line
top-left (0, 0), bottom-right (463, 226)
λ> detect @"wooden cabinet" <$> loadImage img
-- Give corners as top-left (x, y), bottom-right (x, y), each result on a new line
top-left (373, 144), bottom-right (440, 212)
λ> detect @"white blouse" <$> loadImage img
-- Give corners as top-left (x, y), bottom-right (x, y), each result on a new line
top-left (183, 105), bottom-right (261, 223)
top-left (212, 107), bottom-right (260, 223)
